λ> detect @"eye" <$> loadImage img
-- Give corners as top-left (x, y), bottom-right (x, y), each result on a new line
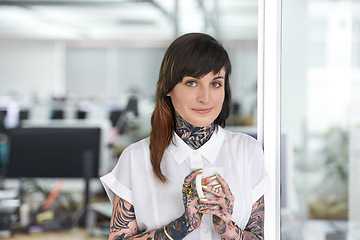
top-left (212, 82), bottom-right (222, 88)
top-left (186, 81), bottom-right (197, 87)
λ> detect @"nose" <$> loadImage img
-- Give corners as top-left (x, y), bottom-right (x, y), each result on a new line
top-left (197, 86), bottom-right (210, 104)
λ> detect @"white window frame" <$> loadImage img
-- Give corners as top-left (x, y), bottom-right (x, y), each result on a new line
top-left (257, 0), bottom-right (281, 239)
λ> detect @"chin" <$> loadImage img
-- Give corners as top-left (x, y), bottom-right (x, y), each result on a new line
top-left (189, 119), bottom-right (215, 128)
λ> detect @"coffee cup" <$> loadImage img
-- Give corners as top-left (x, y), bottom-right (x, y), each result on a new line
top-left (195, 167), bottom-right (225, 199)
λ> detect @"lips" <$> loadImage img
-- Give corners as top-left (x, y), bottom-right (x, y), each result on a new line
top-left (192, 108), bottom-right (212, 114)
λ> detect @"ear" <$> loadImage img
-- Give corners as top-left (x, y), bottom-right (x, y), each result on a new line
top-left (166, 92), bottom-right (171, 97)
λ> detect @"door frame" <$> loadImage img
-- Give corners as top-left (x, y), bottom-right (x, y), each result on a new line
top-left (257, 0), bottom-right (282, 239)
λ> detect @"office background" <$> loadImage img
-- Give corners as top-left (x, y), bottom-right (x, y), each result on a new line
top-left (0, 1), bottom-right (259, 239)
top-left (0, 0), bottom-right (359, 239)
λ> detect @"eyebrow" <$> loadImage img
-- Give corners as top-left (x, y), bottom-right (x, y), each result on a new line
top-left (183, 75), bottom-right (225, 81)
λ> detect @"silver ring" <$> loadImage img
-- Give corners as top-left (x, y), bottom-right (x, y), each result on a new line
top-left (195, 204), bottom-right (200, 210)
top-left (183, 182), bottom-right (190, 188)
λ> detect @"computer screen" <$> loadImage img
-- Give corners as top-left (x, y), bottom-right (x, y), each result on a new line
top-left (7, 127), bottom-right (100, 178)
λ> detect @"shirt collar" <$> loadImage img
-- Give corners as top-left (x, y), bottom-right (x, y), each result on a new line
top-left (167, 126), bottom-right (225, 165)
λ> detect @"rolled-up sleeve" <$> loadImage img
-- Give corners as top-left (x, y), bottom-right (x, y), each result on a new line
top-left (248, 139), bottom-right (270, 203)
top-left (100, 146), bottom-right (133, 205)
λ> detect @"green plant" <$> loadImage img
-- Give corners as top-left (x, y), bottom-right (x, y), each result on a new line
top-left (323, 126), bottom-right (349, 182)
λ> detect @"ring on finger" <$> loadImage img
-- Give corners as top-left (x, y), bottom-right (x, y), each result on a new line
top-left (183, 182), bottom-right (190, 188)
top-left (186, 186), bottom-right (194, 195)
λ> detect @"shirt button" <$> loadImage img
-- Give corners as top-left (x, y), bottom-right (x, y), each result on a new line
top-left (203, 229), bottom-right (209, 234)
top-left (193, 150), bottom-right (199, 155)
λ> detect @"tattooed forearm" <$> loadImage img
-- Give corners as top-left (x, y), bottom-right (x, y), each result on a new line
top-left (113, 234), bottom-right (126, 240)
top-left (118, 214), bottom-right (192, 240)
top-left (110, 176), bottom-right (200, 240)
top-left (110, 198), bottom-right (137, 234)
top-left (153, 228), bottom-right (168, 240)
top-left (130, 232), bottom-right (152, 239)
top-left (165, 213), bottom-right (194, 239)
top-left (241, 195), bottom-right (265, 240)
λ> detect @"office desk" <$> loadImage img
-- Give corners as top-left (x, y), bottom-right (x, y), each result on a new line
top-left (3, 228), bottom-right (106, 240)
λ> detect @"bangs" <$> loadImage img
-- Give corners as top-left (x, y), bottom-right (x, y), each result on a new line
top-left (171, 35), bottom-right (231, 82)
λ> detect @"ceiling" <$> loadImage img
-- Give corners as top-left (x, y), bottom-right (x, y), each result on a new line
top-left (0, 0), bottom-right (258, 40)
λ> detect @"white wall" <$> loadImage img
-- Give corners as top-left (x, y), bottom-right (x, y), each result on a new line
top-left (0, 40), bottom-right (61, 99)
top-left (0, 39), bottom-right (258, 116)
top-left (0, 40), bottom-right (167, 101)
top-left (65, 46), bottom-right (166, 100)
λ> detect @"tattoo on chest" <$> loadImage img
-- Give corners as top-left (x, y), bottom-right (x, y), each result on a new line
top-left (110, 198), bottom-right (136, 234)
top-left (174, 112), bottom-right (215, 150)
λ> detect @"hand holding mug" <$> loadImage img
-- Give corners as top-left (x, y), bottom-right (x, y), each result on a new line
top-left (182, 169), bottom-right (203, 231)
top-left (196, 168), bottom-right (238, 239)
top-left (195, 167), bottom-right (224, 202)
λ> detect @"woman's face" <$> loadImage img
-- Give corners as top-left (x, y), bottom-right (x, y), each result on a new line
top-left (167, 68), bottom-right (226, 127)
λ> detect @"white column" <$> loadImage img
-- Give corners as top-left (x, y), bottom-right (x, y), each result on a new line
top-left (258, 0), bottom-right (281, 239)
top-left (54, 41), bottom-right (66, 98)
top-left (349, 130), bottom-right (360, 240)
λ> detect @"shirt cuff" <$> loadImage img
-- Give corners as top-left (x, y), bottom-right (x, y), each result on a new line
top-left (100, 171), bottom-right (133, 205)
top-left (252, 174), bottom-right (270, 203)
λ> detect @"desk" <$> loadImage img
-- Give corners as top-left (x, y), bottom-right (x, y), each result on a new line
top-left (3, 228), bottom-right (106, 240)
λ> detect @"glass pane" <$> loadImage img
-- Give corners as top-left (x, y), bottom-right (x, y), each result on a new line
top-left (281, 0), bottom-right (360, 239)
top-left (0, 1), bottom-right (259, 174)
top-left (0, 0), bottom-right (258, 128)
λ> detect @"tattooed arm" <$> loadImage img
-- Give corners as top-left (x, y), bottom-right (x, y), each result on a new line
top-left (109, 169), bottom-right (203, 240)
top-left (109, 195), bottom-right (140, 240)
top-left (215, 195), bottom-right (264, 240)
top-left (240, 195), bottom-right (265, 240)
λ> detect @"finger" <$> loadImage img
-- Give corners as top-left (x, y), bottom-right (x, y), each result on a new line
top-left (215, 173), bottom-right (232, 196)
top-left (184, 169), bottom-right (202, 186)
top-left (201, 174), bottom-right (217, 185)
top-left (197, 203), bottom-right (217, 211)
top-left (199, 208), bottom-right (229, 221)
top-left (202, 184), bottom-right (225, 198)
top-left (199, 197), bottom-right (224, 208)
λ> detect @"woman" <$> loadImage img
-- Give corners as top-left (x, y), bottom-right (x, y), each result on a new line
top-left (100, 33), bottom-right (269, 240)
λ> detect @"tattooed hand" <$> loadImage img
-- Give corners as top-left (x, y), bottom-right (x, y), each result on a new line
top-left (182, 169), bottom-right (203, 231)
top-left (198, 173), bottom-right (239, 240)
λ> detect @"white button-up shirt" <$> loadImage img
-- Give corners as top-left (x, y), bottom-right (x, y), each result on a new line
top-left (100, 126), bottom-right (270, 240)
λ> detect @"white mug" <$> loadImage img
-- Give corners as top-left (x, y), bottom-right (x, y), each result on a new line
top-left (195, 167), bottom-right (225, 199)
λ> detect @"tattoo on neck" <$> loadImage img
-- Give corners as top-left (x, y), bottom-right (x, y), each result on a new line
top-left (174, 112), bottom-right (215, 150)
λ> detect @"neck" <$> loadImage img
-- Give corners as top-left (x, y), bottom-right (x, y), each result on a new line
top-left (174, 112), bottom-right (215, 150)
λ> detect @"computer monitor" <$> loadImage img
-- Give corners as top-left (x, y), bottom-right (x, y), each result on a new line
top-left (7, 127), bottom-right (100, 178)
top-left (50, 110), bottom-right (64, 120)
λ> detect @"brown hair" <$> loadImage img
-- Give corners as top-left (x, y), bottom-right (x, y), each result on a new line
top-left (149, 33), bottom-right (232, 182)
